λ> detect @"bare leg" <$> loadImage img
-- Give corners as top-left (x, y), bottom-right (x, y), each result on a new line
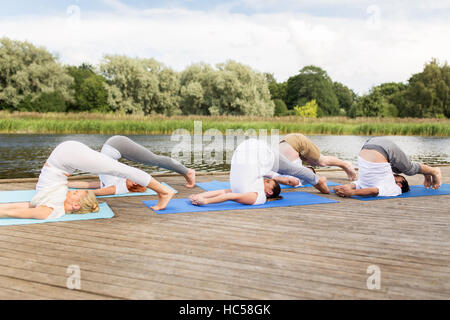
top-left (315, 155), bottom-right (357, 181)
top-left (147, 178), bottom-right (175, 211)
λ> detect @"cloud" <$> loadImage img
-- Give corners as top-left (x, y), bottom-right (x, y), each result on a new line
top-left (0, 1), bottom-right (449, 94)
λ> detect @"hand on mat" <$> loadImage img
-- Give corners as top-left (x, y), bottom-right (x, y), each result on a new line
top-left (423, 174), bottom-right (433, 189)
top-left (333, 184), bottom-right (354, 197)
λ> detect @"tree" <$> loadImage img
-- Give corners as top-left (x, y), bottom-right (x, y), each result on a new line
top-left (66, 64), bottom-right (109, 112)
top-left (273, 99), bottom-right (288, 116)
top-left (100, 55), bottom-right (181, 115)
top-left (333, 82), bottom-right (355, 115)
top-left (285, 65), bottom-right (339, 116)
top-left (180, 61), bottom-right (274, 116)
top-left (294, 100), bottom-right (318, 118)
top-left (264, 73), bottom-right (287, 101)
top-left (398, 59), bottom-right (449, 118)
top-left (0, 38), bottom-right (73, 111)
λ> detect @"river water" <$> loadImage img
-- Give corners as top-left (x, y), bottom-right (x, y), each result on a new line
top-left (0, 134), bottom-right (449, 179)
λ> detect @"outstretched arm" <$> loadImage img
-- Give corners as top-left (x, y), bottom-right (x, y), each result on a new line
top-left (334, 183), bottom-right (378, 197)
top-left (0, 205), bottom-right (53, 220)
top-left (190, 190), bottom-right (258, 205)
top-left (68, 180), bottom-right (101, 189)
top-left (93, 186), bottom-right (116, 196)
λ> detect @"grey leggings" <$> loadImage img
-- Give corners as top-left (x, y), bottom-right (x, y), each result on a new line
top-left (271, 150), bottom-right (319, 186)
top-left (104, 135), bottom-right (189, 175)
top-left (362, 137), bottom-right (421, 176)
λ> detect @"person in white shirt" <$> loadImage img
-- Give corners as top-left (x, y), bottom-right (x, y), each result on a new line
top-left (69, 135), bottom-right (196, 196)
top-left (189, 139), bottom-right (330, 206)
top-left (334, 137), bottom-right (442, 198)
top-left (0, 141), bottom-right (175, 220)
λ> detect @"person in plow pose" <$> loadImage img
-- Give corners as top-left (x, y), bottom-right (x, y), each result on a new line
top-left (334, 137), bottom-right (442, 198)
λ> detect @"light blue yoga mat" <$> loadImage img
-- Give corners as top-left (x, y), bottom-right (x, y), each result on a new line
top-left (143, 191), bottom-right (339, 214)
top-left (0, 202), bottom-right (114, 226)
top-left (196, 180), bottom-right (341, 192)
top-left (349, 184), bottom-right (450, 201)
top-left (0, 182), bottom-right (177, 203)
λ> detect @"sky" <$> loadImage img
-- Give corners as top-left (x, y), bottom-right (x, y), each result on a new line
top-left (0, 0), bottom-right (449, 94)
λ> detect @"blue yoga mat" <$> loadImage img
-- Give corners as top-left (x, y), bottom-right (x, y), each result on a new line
top-left (143, 191), bottom-right (339, 214)
top-left (0, 182), bottom-right (177, 203)
top-left (349, 184), bottom-right (450, 201)
top-left (196, 180), bottom-right (341, 192)
top-left (0, 202), bottom-right (114, 226)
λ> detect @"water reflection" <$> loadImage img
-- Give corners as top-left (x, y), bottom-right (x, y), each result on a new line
top-left (0, 134), bottom-right (449, 179)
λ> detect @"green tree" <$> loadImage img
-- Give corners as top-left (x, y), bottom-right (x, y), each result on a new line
top-left (100, 55), bottom-right (181, 115)
top-left (273, 99), bottom-right (288, 116)
top-left (180, 61), bottom-right (274, 116)
top-left (32, 91), bottom-right (67, 112)
top-left (333, 81), bottom-right (355, 115)
top-left (0, 38), bottom-right (73, 111)
top-left (264, 73), bottom-right (287, 101)
top-left (66, 64), bottom-right (109, 112)
top-left (285, 65), bottom-right (339, 116)
top-left (398, 59), bottom-right (449, 118)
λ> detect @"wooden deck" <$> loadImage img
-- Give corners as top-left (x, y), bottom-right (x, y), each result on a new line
top-left (0, 167), bottom-right (449, 300)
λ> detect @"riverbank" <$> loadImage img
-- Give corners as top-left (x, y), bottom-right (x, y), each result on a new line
top-left (0, 112), bottom-right (449, 136)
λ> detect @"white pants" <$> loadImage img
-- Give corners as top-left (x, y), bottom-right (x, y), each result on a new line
top-left (47, 141), bottom-right (152, 187)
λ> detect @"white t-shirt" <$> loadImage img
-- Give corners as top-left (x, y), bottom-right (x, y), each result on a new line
top-left (230, 139), bottom-right (275, 205)
top-left (353, 156), bottom-right (402, 197)
top-left (30, 165), bottom-right (68, 219)
top-left (99, 144), bottom-right (129, 195)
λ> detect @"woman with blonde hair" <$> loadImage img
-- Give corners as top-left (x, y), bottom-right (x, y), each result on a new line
top-left (0, 140), bottom-right (174, 220)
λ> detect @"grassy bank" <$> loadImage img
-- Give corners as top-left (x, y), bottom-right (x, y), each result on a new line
top-left (0, 111), bottom-right (449, 136)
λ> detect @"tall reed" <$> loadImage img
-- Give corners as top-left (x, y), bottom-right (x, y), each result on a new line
top-left (0, 112), bottom-right (449, 136)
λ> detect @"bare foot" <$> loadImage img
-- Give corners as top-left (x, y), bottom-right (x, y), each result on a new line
top-left (314, 176), bottom-right (330, 194)
top-left (184, 169), bottom-right (196, 188)
top-left (431, 167), bottom-right (442, 190)
top-left (151, 190), bottom-right (175, 211)
top-left (423, 174), bottom-right (433, 189)
top-left (343, 161), bottom-right (357, 181)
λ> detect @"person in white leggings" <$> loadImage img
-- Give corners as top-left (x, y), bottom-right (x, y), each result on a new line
top-left (0, 141), bottom-right (174, 220)
top-left (69, 135), bottom-right (196, 196)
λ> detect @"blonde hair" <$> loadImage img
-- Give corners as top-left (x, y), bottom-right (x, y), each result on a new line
top-left (74, 190), bottom-right (100, 214)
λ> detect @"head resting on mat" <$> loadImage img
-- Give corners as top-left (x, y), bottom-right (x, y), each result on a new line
top-left (126, 179), bottom-right (147, 193)
top-left (264, 179), bottom-right (283, 201)
top-left (394, 174), bottom-right (410, 193)
top-left (65, 190), bottom-right (99, 214)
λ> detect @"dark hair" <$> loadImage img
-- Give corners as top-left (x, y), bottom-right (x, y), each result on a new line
top-left (395, 174), bottom-right (410, 193)
top-left (307, 166), bottom-right (316, 174)
top-left (266, 179), bottom-right (283, 201)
